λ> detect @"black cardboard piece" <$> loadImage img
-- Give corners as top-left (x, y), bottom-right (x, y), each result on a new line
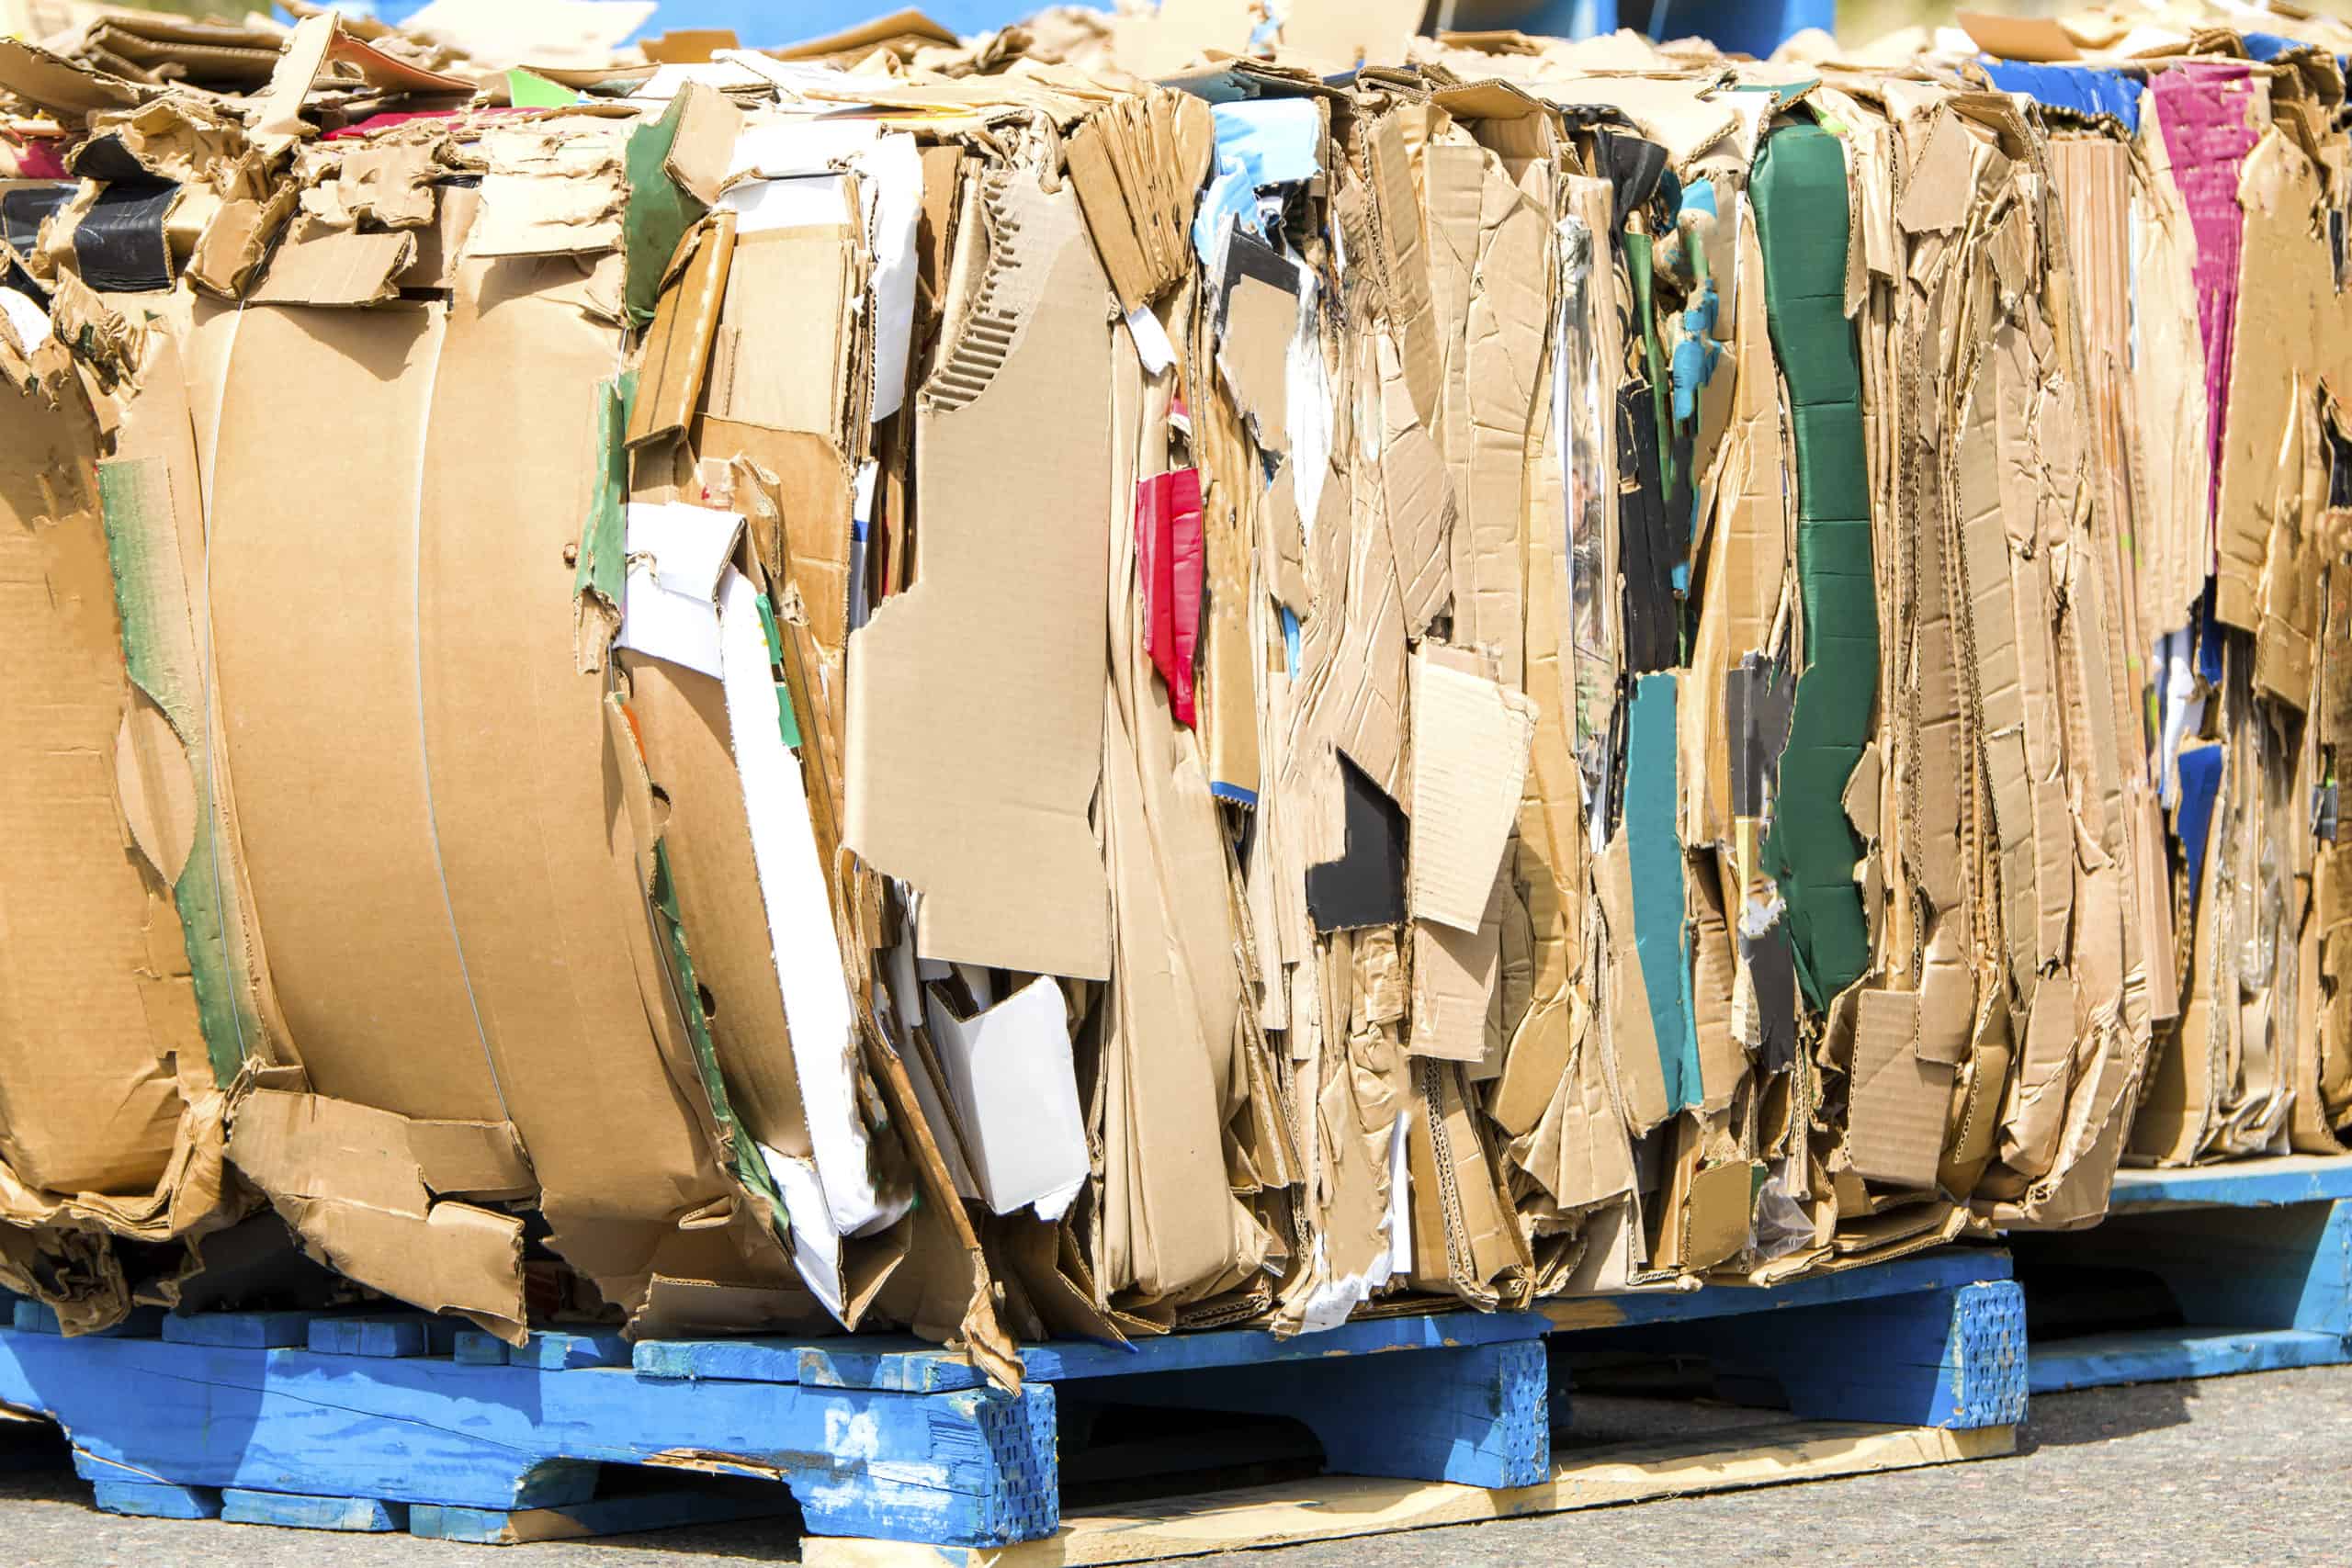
top-left (67, 133), bottom-right (153, 185)
top-left (1743, 921), bottom-right (1799, 1076)
top-left (1617, 378), bottom-right (1677, 674)
top-left (1596, 130), bottom-right (1678, 233)
top-left (1, 182), bottom-right (73, 259)
top-left (1214, 227), bottom-right (1302, 339)
top-left (1725, 652), bottom-right (1796, 819)
top-left (73, 182), bottom-right (175, 293)
top-left (1306, 750), bottom-right (1407, 932)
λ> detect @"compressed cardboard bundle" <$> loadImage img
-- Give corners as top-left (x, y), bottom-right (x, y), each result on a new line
top-left (1903, 13), bottom-right (2352, 1166)
top-left (0, 279), bottom-right (248, 1330)
top-left (0, 3), bottom-right (2338, 1363)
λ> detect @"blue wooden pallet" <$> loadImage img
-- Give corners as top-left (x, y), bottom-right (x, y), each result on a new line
top-left (2017, 1156), bottom-right (2352, 1393)
top-left (0, 1247), bottom-right (2021, 1553)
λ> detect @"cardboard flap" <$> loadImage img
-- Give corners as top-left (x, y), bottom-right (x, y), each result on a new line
top-left (628, 211), bottom-right (735, 449)
top-left (0, 39), bottom-right (142, 119)
top-left (1957, 10), bottom-right (2081, 61)
top-left (467, 123), bottom-right (630, 258)
top-left (1845, 990), bottom-right (1951, 1191)
top-left (1408, 645), bottom-right (1536, 931)
top-left (845, 170), bottom-right (1114, 981)
top-left (228, 1089), bottom-right (529, 1338)
top-left (249, 220), bottom-right (417, 308)
top-left (407, 1118), bottom-right (535, 1200)
top-left (663, 80), bottom-right (744, 208)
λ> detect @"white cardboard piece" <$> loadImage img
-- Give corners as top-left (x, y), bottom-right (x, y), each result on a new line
top-left (921, 975), bottom-right (1088, 1222)
top-left (717, 563), bottom-right (907, 1239)
top-left (616, 501), bottom-right (741, 679)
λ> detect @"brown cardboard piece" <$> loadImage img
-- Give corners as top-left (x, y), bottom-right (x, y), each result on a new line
top-left (228, 1089), bottom-right (527, 1337)
top-left (1408, 644), bottom-right (1536, 931)
top-left (847, 170), bottom-right (1114, 982)
top-left (467, 122), bottom-right (632, 260)
top-left (1845, 989), bottom-right (1949, 1192)
top-left (0, 328), bottom-right (234, 1267)
top-left (249, 220), bottom-right (417, 308)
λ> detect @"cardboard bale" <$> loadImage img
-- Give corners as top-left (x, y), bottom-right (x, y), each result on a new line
top-left (23, 7), bottom-right (2352, 1377)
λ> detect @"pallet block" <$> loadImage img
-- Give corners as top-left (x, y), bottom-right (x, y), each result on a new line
top-left (2015, 1155), bottom-right (2352, 1393)
top-left (0, 1248), bottom-right (2021, 1554)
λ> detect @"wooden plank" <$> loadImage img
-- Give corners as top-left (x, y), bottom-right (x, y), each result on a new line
top-left (1542, 1247), bottom-right (2012, 1333)
top-left (461, 1329), bottom-right (629, 1371)
top-left (633, 1337), bottom-right (802, 1384)
top-left (2109, 1155), bottom-right (2352, 1211)
top-left (2029, 1327), bottom-right (2350, 1393)
top-left (409, 1485), bottom-right (792, 1543)
top-left (10, 1303), bottom-right (164, 1338)
top-left (644, 1316), bottom-right (1561, 1401)
top-left (91, 1479), bottom-right (220, 1519)
top-left (643, 1255), bottom-right (2014, 1395)
top-left (800, 1422), bottom-right (2017, 1568)
top-left (220, 1488), bottom-right (408, 1531)
top-left (647, 1313), bottom-right (1556, 1393)
top-left (306, 1316), bottom-right (441, 1359)
top-left (162, 1312), bottom-right (317, 1349)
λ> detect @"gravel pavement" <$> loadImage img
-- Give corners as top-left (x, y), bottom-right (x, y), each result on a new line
top-left (5, 1365), bottom-right (2346, 1567)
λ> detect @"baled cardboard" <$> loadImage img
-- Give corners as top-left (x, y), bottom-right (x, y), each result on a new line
top-left (18, 14), bottom-right (2336, 1366)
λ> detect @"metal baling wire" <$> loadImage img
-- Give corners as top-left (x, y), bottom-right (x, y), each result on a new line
top-left (198, 299), bottom-right (252, 1068)
top-left (406, 303), bottom-right (515, 1124)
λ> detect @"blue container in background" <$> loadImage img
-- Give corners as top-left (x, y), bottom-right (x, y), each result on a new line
top-left (368, 0), bottom-right (1832, 62)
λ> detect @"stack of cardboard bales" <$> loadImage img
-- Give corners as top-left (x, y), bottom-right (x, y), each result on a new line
top-left (0, 3), bottom-right (2336, 1376)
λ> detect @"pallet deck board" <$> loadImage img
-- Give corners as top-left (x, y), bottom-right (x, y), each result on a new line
top-left (798, 1422), bottom-right (2018, 1568)
top-left (2030, 1327), bottom-right (2351, 1393)
top-left (2109, 1156), bottom-right (2352, 1211)
top-left (408, 1485), bottom-right (793, 1544)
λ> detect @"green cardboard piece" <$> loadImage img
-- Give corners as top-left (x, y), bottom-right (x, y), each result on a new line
top-left (1627, 671), bottom-right (1700, 1112)
top-left (98, 457), bottom-right (261, 1087)
top-left (1625, 231), bottom-right (1676, 513)
top-left (1751, 121), bottom-right (1877, 1008)
top-left (651, 841), bottom-right (788, 1228)
top-left (623, 97), bottom-right (706, 329)
top-left (774, 682), bottom-right (801, 750)
top-left (506, 69), bottom-right (582, 109)
top-left (573, 372), bottom-right (636, 617)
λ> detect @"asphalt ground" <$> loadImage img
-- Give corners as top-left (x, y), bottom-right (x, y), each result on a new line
top-left (5, 1363), bottom-right (2346, 1566)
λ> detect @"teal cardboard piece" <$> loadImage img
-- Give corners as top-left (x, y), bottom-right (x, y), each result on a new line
top-left (1626, 672), bottom-right (1699, 1112)
top-left (1750, 120), bottom-right (1877, 1008)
